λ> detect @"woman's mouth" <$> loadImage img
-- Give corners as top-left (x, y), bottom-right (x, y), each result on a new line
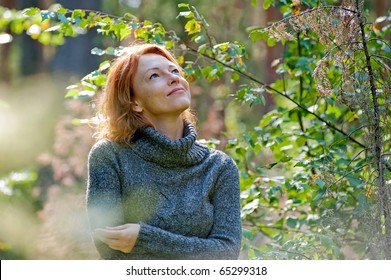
top-left (168, 87), bottom-right (185, 96)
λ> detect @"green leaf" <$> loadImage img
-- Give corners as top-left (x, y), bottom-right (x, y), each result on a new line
top-left (65, 88), bottom-right (80, 98)
top-left (57, 13), bottom-right (69, 23)
top-left (152, 33), bottom-right (164, 44)
top-left (236, 147), bottom-right (247, 157)
top-left (318, 234), bottom-right (333, 248)
top-left (249, 30), bottom-right (264, 42)
top-left (267, 36), bottom-right (277, 46)
top-left (241, 198), bottom-right (259, 216)
top-left (214, 42), bottom-right (230, 52)
top-left (45, 25), bottom-right (61, 32)
top-left (178, 3), bottom-right (190, 8)
top-left (313, 187), bottom-right (326, 202)
top-left (165, 40), bottom-right (174, 49)
top-left (143, 20), bottom-right (153, 27)
top-left (375, 16), bottom-right (387, 24)
top-left (294, 159), bottom-right (310, 167)
top-left (65, 84), bottom-right (78, 90)
top-left (263, 0), bottom-right (274, 10)
top-left (242, 228), bottom-right (256, 240)
top-left (230, 72), bottom-right (240, 82)
top-left (105, 47), bottom-right (116, 56)
top-left (23, 7), bottom-right (40, 16)
top-left (266, 162), bottom-right (278, 169)
top-left (91, 47), bottom-right (105, 56)
top-left (177, 11), bottom-right (194, 19)
top-left (315, 179), bottom-right (325, 188)
top-left (71, 9), bottom-right (85, 20)
top-left (286, 217), bottom-right (299, 228)
top-left (76, 90), bottom-right (95, 100)
top-left (41, 10), bottom-right (54, 21)
top-left (38, 32), bottom-right (51, 45)
top-left (279, 155), bottom-right (292, 162)
top-left (99, 60), bottom-right (110, 71)
top-left (381, 45), bottom-right (391, 53)
top-left (57, 6), bottom-right (68, 14)
top-left (193, 34), bottom-right (205, 43)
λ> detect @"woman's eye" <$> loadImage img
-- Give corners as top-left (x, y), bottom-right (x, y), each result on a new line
top-left (171, 69), bottom-right (179, 74)
top-left (149, 73), bottom-right (159, 79)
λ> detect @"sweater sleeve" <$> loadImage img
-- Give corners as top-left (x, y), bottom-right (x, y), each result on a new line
top-left (86, 140), bottom-right (130, 259)
top-left (133, 156), bottom-right (242, 259)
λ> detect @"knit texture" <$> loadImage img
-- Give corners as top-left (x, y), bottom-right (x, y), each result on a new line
top-left (86, 122), bottom-right (241, 259)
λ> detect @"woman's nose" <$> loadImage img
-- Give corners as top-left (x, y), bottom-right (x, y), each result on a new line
top-left (168, 73), bottom-right (180, 84)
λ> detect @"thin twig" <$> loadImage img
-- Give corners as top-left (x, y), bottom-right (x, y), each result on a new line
top-left (371, 54), bottom-right (391, 62)
top-left (371, 56), bottom-right (391, 72)
top-left (328, 163), bottom-right (369, 189)
top-left (367, 38), bottom-right (391, 51)
top-left (263, 5), bottom-right (357, 32)
top-left (278, 249), bottom-right (311, 260)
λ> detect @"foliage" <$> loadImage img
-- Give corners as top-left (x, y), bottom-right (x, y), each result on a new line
top-left (0, 169), bottom-right (39, 210)
top-left (240, 0), bottom-right (390, 259)
top-left (0, 170), bottom-right (40, 259)
top-left (0, 0), bottom-right (390, 259)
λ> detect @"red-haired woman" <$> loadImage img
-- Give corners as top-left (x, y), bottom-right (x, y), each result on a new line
top-left (86, 44), bottom-right (241, 259)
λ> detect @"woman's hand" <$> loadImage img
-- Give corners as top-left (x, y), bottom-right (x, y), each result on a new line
top-left (93, 223), bottom-right (141, 253)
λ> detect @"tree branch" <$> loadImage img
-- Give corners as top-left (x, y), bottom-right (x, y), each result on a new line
top-left (186, 45), bottom-right (366, 148)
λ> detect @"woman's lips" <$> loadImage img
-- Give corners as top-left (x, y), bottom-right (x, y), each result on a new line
top-left (168, 87), bottom-right (185, 96)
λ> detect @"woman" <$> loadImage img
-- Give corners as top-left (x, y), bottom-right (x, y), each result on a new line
top-left (86, 43), bottom-right (241, 259)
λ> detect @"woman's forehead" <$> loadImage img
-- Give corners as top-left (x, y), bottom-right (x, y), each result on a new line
top-left (138, 53), bottom-right (176, 69)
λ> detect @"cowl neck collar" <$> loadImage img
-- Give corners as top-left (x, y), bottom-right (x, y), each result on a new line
top-left (131, 122), bottom-right (209, 168)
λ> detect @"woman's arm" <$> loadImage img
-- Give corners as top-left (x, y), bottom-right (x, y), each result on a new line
top-left (86, 140), bottom-right (135, 259)
top-left (132, 156), bottom-right (242, 259)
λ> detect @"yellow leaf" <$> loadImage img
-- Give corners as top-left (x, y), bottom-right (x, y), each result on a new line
top-left (293, 7), bottom-right (301, 15)
top-left (177, 55), bottom-right (184, 65)
top-left (365, 186), bottom-right (373, 198)
top-left (373, 24), bottom-right (380, 35)
top-left (185, 19), bottom-right (201, 35)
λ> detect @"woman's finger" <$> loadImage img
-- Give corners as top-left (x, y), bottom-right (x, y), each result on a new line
top-left (105, 224), bottom-right (130, 230)
top-left (94, 229), bottom-right (120, 242)
top-left (101, 238), bottom-right (123, 247)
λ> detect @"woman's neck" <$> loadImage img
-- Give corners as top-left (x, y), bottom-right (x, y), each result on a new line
top-left (149, 115), bottom-right (184, 141)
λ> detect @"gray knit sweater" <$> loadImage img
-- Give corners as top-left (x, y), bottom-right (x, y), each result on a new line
top-left (86, 122), bottom-right (241, 259)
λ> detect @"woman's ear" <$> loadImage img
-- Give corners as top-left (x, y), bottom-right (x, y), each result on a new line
top-left (131, 100), bottom-right (143, 113)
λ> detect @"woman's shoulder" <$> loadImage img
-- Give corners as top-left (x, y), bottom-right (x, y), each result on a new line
top-left (89, 139), bottom-right (124, 159)
top-left (201, 144), bottom-right (238, 170)
top-left (91, 138), bottom-right (114, 152)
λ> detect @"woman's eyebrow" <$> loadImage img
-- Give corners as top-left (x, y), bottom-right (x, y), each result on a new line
top-left (144, 67), bottom-right (160, 75)
top-left (144, 64), bottom-right (177, 75)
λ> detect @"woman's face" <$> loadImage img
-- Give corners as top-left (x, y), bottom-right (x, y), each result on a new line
top-left (132, 53), bottom-right (191, 122)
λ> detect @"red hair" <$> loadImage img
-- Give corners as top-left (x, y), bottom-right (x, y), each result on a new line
top-left (96, 44), bottom-right (195, 145)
